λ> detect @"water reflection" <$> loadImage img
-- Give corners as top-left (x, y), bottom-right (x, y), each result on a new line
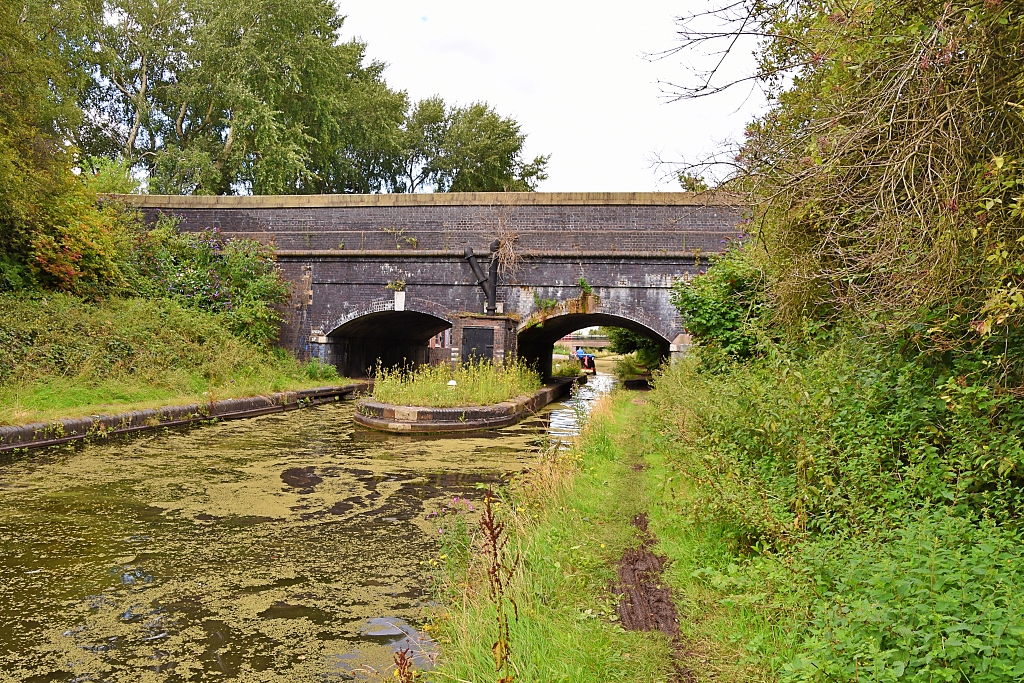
top-left (547, 373), bottom-right (618, 443)
top-left (0, 373), bottom-right (614, 681)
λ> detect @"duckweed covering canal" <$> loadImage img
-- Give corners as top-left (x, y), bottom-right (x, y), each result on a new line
top-left (0, 401), bottom-right (565, 681)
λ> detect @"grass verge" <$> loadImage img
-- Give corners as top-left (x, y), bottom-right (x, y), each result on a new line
top-left (428, 391), bottom-right (796, 682)
top-left (373, 359), bottom-right (541, 408)
top-left (430, 394), bottom-right (673, 682)
top-left (0, 293), bottom-right (344, 425)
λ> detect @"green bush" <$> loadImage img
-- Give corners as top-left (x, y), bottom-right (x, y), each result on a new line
top-left (670, 248), bottom-right (764, 359)
top-left (612, 352), bottom-right (646, 381)
top-left (656, 338), bottom-right (1024, 540)
top-left (788, 511), bottom-right (1024, 683)
top-left (303, 357), bottom-right (340, 382)
top-left (603, 327), bottom-right (662, 368)
top-left (649, 328), bottom-right (1024, 680)
top-left (131, 217), bottom-right (290, 347)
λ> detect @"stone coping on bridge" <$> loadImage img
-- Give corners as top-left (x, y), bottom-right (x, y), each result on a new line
top-left (353, 376), bottom-right (582, 434)
top-left (273, 249), bottom-right (707, 258)
top-left (106, 191), bottom-right (742, 209)
top-left (0, 384), bottom-right (369, 454)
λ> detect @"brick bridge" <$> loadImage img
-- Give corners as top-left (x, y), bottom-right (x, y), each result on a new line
top-left (126, 192), bottom-right (745, 377)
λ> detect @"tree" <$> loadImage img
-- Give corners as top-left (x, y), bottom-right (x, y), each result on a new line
top-left (601, 327), bottom-right (663, 368)
top-left (392, 98), bottom-right (549, 193)
top-left (85, 0), bottom-right (408, 195)
top-left (73, 0), bottom-right (547, 195)
top-left (1, 0), bottom-right (133, 294)
top-left (669, 1), bottom-right (1024, 340)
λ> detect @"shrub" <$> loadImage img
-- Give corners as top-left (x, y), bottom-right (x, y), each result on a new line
top-left (787, 511), bottom-right (1024, 683)
top-left (671, 247), bottom-right (764, 359)
top-left (604, 327), bottom-right (663, 368)
top-left (132, 217), bottom-right (289, 346)
top-left (612, 353), bottom-right (646, 381)
top-left (652, 334), bottom-right (1024, 541)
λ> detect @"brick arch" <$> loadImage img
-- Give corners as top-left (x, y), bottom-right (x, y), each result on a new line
top-left (516, 300), bottom-right (675, 377)
top-left (324, 297), bottom-right (453, 337)
top-left (585, 297), bottom-right (676, 342)
top-left (321, 298), bottom-right (454, 377)
top-left (516, 298), bottom-right (676, 343)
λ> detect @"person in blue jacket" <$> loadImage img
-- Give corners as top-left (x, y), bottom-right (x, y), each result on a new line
top-left (574, 347), bottom-right (596, 373)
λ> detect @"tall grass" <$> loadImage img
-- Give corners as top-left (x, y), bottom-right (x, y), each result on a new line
top-left (0, 292), bottom-right (341, 425)
top-left (430, 396), bottom-right (675, 682)
top-left (372, 359), bottom-right (541, 408)
top-left (550, 357), bottom-right (582, 377)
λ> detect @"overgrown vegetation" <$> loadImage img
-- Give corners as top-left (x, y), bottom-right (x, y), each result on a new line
top-left (532, 291), bottom-right (558, 311)
top-left (435, 2), bottom-right (1024, 680)
top-left (550, 357), bottom-right (583, 378)
top-left (602, 327), bottom-right (663, 369)
top-left (430, 400), bottom-right (675, 682)
top-left (631, 1), bottom-right (1024, 678)
top-left (371, 360), bottom-right (541, 408)
top-left (610, 353), bottom-right (647, 381)
top-left (646, 336), bottom-right (1024, 681)
top-left (0, 293), bottom-right (338, 425)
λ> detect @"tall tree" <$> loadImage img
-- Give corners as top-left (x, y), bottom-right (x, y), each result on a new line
top-left (86, 0), bottom-right (408, 194)
top-left (393, 98), bottom-right (549, 193)
top-left (76, 0), bottom-right (547, 195)
top-left (0, 0), bottom-right (129, 293)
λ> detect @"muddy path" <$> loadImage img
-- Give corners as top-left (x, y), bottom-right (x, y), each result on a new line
top-left (615, 512), bottom-right (695, 682)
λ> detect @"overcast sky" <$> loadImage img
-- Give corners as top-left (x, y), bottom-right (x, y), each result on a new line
top-left (337, 1), bottom-right (768, 192)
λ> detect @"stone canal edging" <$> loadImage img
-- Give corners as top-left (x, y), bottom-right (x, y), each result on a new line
top-left (0, 384), bottom-right (369, 454)
top-left (352, 376), bottom-right (583, 433)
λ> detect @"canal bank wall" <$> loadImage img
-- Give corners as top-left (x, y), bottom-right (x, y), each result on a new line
top-left (353, 376), bottom-right (583, 433)
top-left (0, 384), bottom-right (369, 454)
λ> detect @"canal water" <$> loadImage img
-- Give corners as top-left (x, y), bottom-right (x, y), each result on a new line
top-left (0, 373), bottom-right (615, 682)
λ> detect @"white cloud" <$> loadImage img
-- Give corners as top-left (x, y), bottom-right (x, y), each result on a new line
top-left (338, 1), bottom-right (767, 191)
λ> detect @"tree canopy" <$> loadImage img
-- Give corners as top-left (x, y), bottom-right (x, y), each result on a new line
top-left (674, 1), bottom-right (1024, 353)
top-left (81, 0), bottom-right (547, 194)
top-left (0, 0), bottom-right (548, 292)
top-left (7, 0), bottom-right (548, 197)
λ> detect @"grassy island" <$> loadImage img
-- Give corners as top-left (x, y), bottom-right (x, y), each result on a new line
top-left (371, 360), bottom-right (541, 408)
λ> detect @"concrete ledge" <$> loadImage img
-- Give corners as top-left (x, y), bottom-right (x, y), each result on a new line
top-left (105, 191), bottom-right (742, 209)
top-left (353, 377), bottom-right (583, 434)
top-left (0, 384), bottom-right (369, 454)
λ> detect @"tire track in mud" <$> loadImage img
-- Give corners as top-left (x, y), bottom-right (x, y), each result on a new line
top-left (615, 512), bottom-right (695, 683)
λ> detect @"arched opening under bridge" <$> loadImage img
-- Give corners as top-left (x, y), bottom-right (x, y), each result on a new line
top-left (517, 313), bottom-right (670, 378)
top-left (328, 310), bottom-right (451, 378)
